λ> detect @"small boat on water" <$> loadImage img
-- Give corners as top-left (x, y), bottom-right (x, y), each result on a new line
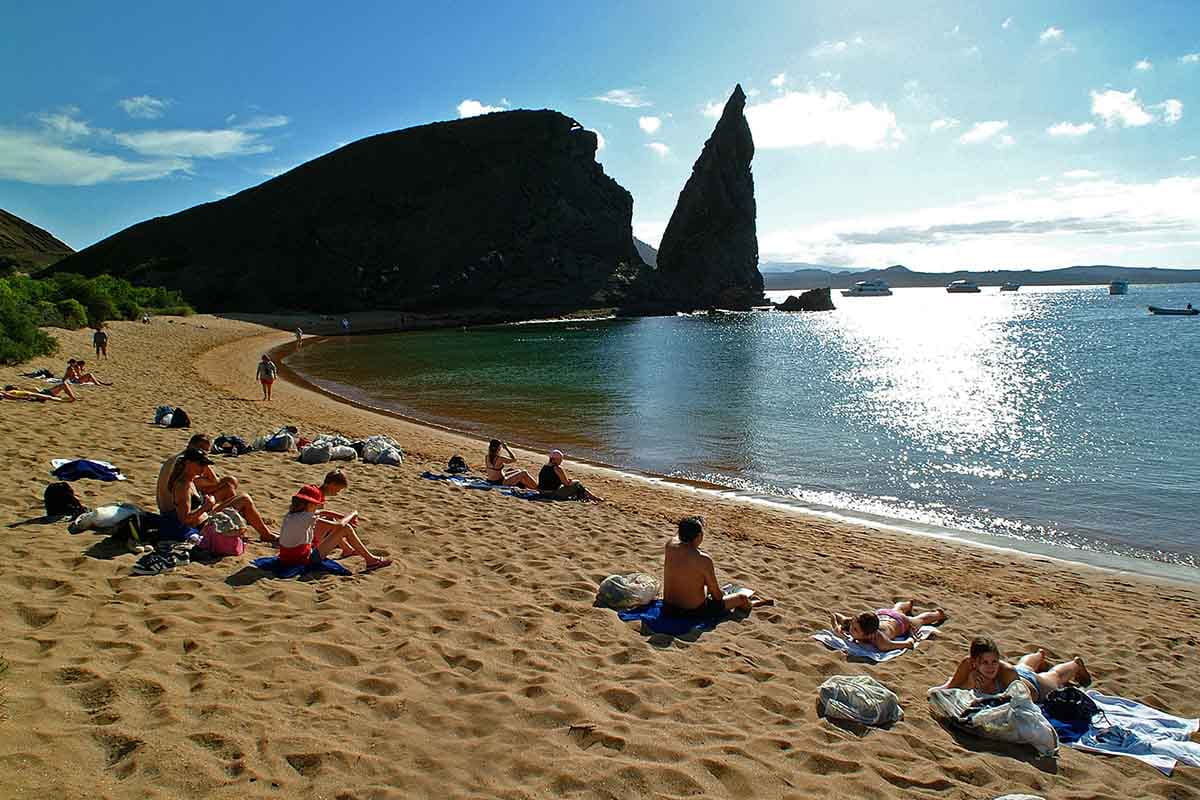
top-left (841, 280), bottom-right (893, 297)
top-left (1109, 280), bottom-right (1129, 295)
top-left (946, 279), bottom-right (981, 293)
top-left (999, 282), bottom-right (1020, 292)
top-left (1148, 305), bottom-right (1198, 316)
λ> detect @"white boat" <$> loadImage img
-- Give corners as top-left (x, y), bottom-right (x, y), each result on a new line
top-left (1109, 280), bottom-right (1129, 295)
top-left (946, 279), bottom-right (981, 293)
top-left (1000, 282), bottom-right (1020, 292)
top-left (840, 280), bottom-right (893, 297)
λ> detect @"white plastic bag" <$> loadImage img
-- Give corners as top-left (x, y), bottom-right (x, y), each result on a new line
top-left (818, 675), bottom-right (904, 726)
top-left (928, 681), bottom-right (1059, 757)
top-left (596, 573), bottom-right (661, 609)
top-left (68, 503), bottom-right (142, 534)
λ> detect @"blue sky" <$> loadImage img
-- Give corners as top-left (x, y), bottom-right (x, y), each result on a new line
top-left (2, 0), bottom-right (1199, 271)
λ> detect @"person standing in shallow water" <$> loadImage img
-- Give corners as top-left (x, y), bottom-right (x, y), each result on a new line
top-left (663, 516), bottom-right (773, 615)
top-left (256, 354), bottom-right (278, 401)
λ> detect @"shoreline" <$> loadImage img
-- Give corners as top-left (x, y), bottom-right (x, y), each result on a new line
top-left (278, 331), bottom-right (1200, 587)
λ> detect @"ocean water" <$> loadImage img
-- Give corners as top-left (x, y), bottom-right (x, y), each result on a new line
top-left (286, 284), bottom-right (1200, 573)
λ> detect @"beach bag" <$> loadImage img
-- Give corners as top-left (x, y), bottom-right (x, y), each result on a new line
top-left (265, 433), bottom-right (295, 452)
top-left (44, 482), bottom-right (87, 519)
top-left (299, 443), bottom-right (332, 464)
top-left (212, 435), bottom-right (250, 456)
top-left (928, 682), bottom-right (1059, 757)
top-left (68, 502), bottom-right (141, 534)
top-left (1041, 687), bottom-right (1101, 726)
top-left (818, 675), bottom-right (904, 726)
top-left (168, 407), bottom-right (191, 428)
top-left (328, 445), bottom-right (357, 461)
top-left (447, 455), bottom-right (470, 474)
top-left (199, 510), bottom-right (247, 556)
top-left (154, 405), bottom-right (174, 425)
top-left (595, 573), bottom-right (661, 609)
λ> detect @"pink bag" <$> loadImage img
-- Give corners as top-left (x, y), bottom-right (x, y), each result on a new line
top-left (199, 509), bottom-right (247, 556)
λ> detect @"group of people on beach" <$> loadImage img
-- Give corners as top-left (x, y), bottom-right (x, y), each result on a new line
top-left (484, 439), bottom-right (604, 501)
top-left (2, 357), bottom-right (114, 403)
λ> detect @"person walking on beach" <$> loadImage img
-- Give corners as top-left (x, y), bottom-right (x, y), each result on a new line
top-left (663, 516), bottom-right (773, 615)
top-left (295, 328), bottom-right (303, 348)
top-left (538, 449), bottom-right (603, 501)
top-left (485, 439), bottom-right (538, 489)
top-left (831, 601), bottom-right (947, 653)
top-left (937, 636), bottom-right (1092, 701)
top-left (256, 354), bottom-right (278, 401)
top-left (93, 326), bottom-right (108, 359)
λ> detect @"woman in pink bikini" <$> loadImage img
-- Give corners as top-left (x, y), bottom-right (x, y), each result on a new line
top-left (831, 600), bottom-right (946, 653)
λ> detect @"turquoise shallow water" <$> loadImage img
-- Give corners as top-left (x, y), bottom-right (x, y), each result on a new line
top-left (286, 284), bottom-right (1200, 572)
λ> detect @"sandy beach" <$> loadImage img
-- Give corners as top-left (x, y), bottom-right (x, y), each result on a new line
top-left (2, 315), bottom-right (1199, 800)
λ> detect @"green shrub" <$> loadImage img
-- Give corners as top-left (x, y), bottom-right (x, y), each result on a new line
top-left (0, 282), bottom-right (58, 364)
top-left (56, 298), bottom-right (89, 329)
top-left (34, 300), bottom-right (64, 327)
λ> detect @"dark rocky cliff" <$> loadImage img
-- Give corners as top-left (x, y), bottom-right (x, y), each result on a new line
top-left (0, 208), bottom-right (73, 273)
top-left (653, 85), bottom-right (763, 310)
top-left (49, 111), bottom-right (647, 313)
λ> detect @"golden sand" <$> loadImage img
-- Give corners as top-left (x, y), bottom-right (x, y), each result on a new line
top-left (1, 316), bottom-right (1198, 799)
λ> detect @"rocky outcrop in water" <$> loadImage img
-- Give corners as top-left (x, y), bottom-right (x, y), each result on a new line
top-left (0, 208), bottom-right (73, 273)
top-left (49, 111), bottom-right (647, 314)
top-left (653, 85), bottom-right (763, 310)
top-left (775, 288), bottom-right (834, 312)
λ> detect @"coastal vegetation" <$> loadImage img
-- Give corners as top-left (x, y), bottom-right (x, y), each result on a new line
top-left (0, 272), bottom-right (192, 364)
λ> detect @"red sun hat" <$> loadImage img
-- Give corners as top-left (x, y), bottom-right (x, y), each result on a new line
top-left (292, 484), bottom-right (325, 505)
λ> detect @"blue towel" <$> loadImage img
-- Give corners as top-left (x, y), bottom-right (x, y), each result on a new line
top-left (811, 625), bottom-right (935, 662)
top-left (420, 471), bottom-right (545, 500)
top-left (1045, 691), bottom-right (1200, 775)
top-left (50, 458), bottom-right (126, 482)
top-left (251, 555), bottom-right (352, 578)
top-left (617, 600), bottom-right (732, 636)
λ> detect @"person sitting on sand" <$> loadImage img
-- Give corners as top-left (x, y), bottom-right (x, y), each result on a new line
top-left (538, 449), bottom-right (603, 501)
top-left (663, 516), bottom-right (773, 616)
top-left (64, 359), bottom-right (112, 386)
top-left (831, 601), bottom-right (946, 652)
top-left (485, 439), bottom-right (538, 490)
top-left (163, 448), bottom-right (277, 542)
top-left (937, 636), bottom-right (1092, 702)
top-left (315, 469), bottom-right (361, 552)
top-left (2, 383), bottom-right (75, 402)
top-left (156, 433), bottom-right (239, 511)
top-left (278, 484), bottom-right (390, 572)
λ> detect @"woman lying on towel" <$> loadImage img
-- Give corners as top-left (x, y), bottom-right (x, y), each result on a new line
top-left (938, 636), bottom-right (1092, 701)
top-left (831, 600), bottom-right (947, 652)
top-left (166, 448), bottom-right (277, 542)
top-left (278, 484), bottom-right (390, 572)
top-left (485, 439), bottom-right (538, 490)
top-left (2, 383), bottom-right (77, 401)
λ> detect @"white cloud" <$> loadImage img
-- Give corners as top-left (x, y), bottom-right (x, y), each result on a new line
top-left (1090, 89), bottom-right (1154, 127)
top-left (769, 72), bottom-right (787, 89)
top-left (645, 142), bottom-right (670, 157)
top-left (637, 116), bottom-right (661, 134)
top-left (36, 110), bottom-right (92, 139)
top-left (1135, 59), bottom-right (1153, 71)
top-left (702, 100), bottom-right (723, 119)
top-left (1039, 26), bottom-right (1063, 43)
top-left (743, 88), bottom-right (904, 150)
top-left (1183, 155), bottom-right (1197, 162)
top-left (930, 118), bottom-right (960, 132)
top-left (1180, 53), bottom-right (1200, 64)
top-left (996, 134), bottom-right (1016, 148)
top-left (231, 114), bottom-right (290, 130)
top-left (1001, 16), bottom-right (1014, 29)
top-left (633, 220), bottom-right (667, 248)
top-left (1156, 98), bottom-right (1183, 124)
top-left (961, 45), bottom-right (981, 57)
top-left (591, 88), bottom-right (651, 108)
top-left (958, 120), bottom-right (1008, 144)
top-left (1063, 169), bottom-right (1100, 179)
top-left (591, 129), bottom-right (606, 151)
top-left (456, 99), bottom-right (506, 118)
top-left (118, 95), bottom-right (170, 119)
top-left (1047, 121), bottom-right (1095, 137)
top-left (810, 35), bottom-right (864, 58)
top-left (115, 129), bottom-right (270, 158)
top-left (0, 127), bottom-right (188, 185)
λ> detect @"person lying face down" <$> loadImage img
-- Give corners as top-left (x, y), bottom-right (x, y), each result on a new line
top-left (937, 636), bottom-right (1092, 702)
top-left (662, 516), bottom-right (773, 616)
top-left (830, 601), bottom-right (947, 652)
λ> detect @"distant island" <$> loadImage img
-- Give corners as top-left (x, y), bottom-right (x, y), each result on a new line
top-left (760, 263), bottom-right (1200, 290)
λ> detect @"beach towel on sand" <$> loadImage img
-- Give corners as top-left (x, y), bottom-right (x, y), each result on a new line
top-left (812, 625), bottom-right (935, 662)
top-left (251, 555), bottom-right (352, 579)
top-left (420, 471), bottom-right (545, 500)
top-left (616, 584), bottom-right (746, 636)
top-left (50, 458), bottom-right (126, 482)
top-left (1048, 691), bottom-right (1200, 775)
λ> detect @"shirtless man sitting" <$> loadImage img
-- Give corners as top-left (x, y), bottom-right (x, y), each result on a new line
top-left (662, 516), bottom-right (773, 615)
top-left (156, 433), bottom-right (239, 511)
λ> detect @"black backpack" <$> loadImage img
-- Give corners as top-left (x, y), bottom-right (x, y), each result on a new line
top-left (447, 454), bottom-right (470, 474)
top-left (44, 482), bottom-right (87, 519)
top-left (1041, 686), bottom-right (1100, 726)
top-left (168, 407), bottom-right (191, 428)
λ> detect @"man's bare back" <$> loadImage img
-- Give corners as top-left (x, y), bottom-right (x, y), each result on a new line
top-left (663, 538), bottom-right (721, 610)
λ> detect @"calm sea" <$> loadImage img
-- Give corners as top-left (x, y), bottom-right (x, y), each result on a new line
top-left (286, 284), bottom-right (1200, 576)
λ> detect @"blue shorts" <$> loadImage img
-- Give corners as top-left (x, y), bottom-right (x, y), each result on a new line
top-left (1014, 664), bottom-right (1042, 701)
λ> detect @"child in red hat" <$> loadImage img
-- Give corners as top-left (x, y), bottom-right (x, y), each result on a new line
top-left (278, 484), bottom-right (391, 572)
